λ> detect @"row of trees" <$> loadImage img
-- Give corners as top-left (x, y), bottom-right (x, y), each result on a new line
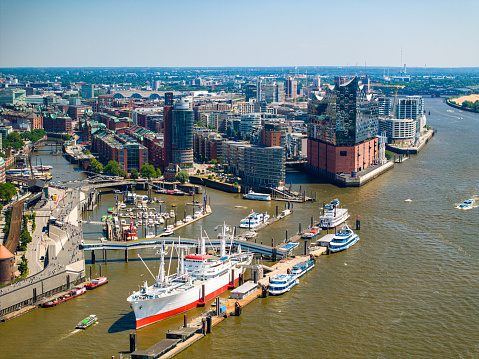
top-left (20, 129), bottom-right (47, 142)
top-left (460, 100), bottom-right (479, 113)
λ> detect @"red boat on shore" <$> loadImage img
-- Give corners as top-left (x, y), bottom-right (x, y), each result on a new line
top-left (85, 277), bottom-right (108, 290)
top-left (42, 286), bottom-right (86, 308)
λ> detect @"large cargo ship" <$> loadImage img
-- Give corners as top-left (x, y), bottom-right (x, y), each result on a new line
top-left (127, 225), bottom-right (253, 329)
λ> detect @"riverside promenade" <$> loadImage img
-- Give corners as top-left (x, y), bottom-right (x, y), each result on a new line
top-left (0, 187), bottom-right (85, 321)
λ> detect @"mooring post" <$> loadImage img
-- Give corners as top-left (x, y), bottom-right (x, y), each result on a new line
top-left (216, 297), bottom-right (220, 316)
top-left (184, 314), bottom-right (188, 328)
top-left (89, 265), bottom-right (92, 280)
top-left (304, 240), bottom-right (308, 255)
top-left (129, 332), bottom-right (137, 353)
top-left (356, 215), bottom-right (361, 230)
top-left (311, 216), bottom-right (314, 228)
top-left (299, 223), bottom-right (301, 234)
top-left (285, 230), bottom-right (288, 241)
top-left (276, 205), bottom-right (278, 218)
top-left (103, 249), bottom-right (107, 263)
top-left (99, 264), bottom-right (102, 277)
top-left (125, 249), bottom-right (128, 262)
top-left (272, 248), bottom-right (277, 262)
top-left (91, 250), bottom-right (95, 264)
top-left (206, 316), bottom-right (212, 333)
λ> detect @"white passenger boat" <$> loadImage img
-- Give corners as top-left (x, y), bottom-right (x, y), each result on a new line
top-left (268, 274), bottom-right (298, 295)
top-left (291, 260), bottom-right (315, 278)
top-left (127, 228), bottom-right (253, 328)
top-left (239, 211), bottom-right (270, 229)
top-left (328, 223), bottom-right (359, 253)
top-left (318, 199), bottom-right (350, 229)
top-left (243, 190), bottom-right (271, 201)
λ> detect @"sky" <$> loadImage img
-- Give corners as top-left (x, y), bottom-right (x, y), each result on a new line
top-left (0, 0), bottom-right (478, 68)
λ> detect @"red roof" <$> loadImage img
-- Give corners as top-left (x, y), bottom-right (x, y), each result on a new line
top-left (185, 255), bottom-right (212, 260)
top-left (0, 244), bottom-right (14, 259)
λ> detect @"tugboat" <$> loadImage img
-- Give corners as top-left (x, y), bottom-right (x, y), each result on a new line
top-left (76, 314), bottom-right (98, 329)
top-left (291, 259), bottom-right (315, 278)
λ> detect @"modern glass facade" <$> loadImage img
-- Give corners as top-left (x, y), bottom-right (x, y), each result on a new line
top-left (171, 101), bottom-right (194, 169)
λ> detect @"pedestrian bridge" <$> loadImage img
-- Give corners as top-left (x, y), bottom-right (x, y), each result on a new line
top-left (81, 237), bottom-right (292, 258)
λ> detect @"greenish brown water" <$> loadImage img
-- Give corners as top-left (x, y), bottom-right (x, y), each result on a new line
top-left (1, 98), bottom-right (478, 358)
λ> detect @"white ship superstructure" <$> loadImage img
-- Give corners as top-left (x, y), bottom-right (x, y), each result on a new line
top-left (318, 199), bottom-right (349, 229)
top-left (127, 225), bottom-right (253, 328)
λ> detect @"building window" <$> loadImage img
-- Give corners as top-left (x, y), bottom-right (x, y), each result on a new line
top-left (340, 151), bottom-right (347, 157)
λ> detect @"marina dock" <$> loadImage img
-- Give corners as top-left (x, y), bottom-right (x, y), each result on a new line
top-left (128, 246), bottom-right (327, 359)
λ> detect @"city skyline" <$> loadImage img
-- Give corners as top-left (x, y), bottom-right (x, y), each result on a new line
top-left (1, 0), bottom-right (478, 68)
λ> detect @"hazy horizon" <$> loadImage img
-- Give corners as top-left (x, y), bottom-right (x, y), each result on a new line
top-left (1, 0), bottom-right (478, 68)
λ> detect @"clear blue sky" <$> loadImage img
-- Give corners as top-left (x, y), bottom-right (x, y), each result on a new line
top-left (0, 0), bottom-right (478, 68)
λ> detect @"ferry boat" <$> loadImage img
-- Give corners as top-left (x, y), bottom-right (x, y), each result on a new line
top-left (42, 286), bottom-right (86, 307)
top-left (318, 199), bottom-right (350, 229)
top-left (291, 260), bottom-right (315, 278)
top-left (301, 226), bottom-right (321, 239)
top-left (239, 211), bottom-right (270, 229)
top-left (85, 277), bottom-right (108, 290)
top-left (76, 314), bottom-right (98, 329)
top-left (35, 165), bottom-right (53, 171)
top-left (458, 199), bottom-right (474, 209)
top-left (243, 190), bottom-right (271, 201)
top-left (127, 227), bottom-right (253, 329)
top-left (268, 274), bottom-right (298, 295)
top-left (328, 223), bottom-right (360, 253)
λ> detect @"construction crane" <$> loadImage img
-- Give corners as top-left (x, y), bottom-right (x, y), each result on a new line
top-left (367, 83), bottom-right (405, 114)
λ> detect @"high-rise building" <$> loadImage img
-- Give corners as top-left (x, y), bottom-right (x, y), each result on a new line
top-left (396, 96), bottom-right (424, 121)
top-left (378, 97), bottom-right (392, 116)
top-left (81, 84), bottom-right (94, 99)
top-left (164, 99), bottom-right (194, 170)
top-left (244, 84), bottom-right (257, 102)
top-left (285, 77), bottom-right (297, 99)
top-left (307, 77), bottom-right (379, 175)
top-left (164, 92), bottom-right (174, 106)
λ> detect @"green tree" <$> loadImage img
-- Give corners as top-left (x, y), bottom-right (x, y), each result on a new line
top-left (130, 169), bottom-right (139, 180)
top-left (103, 160), bottom-right (122, 176)
top-left (89, 158), bottom-right (103, 173)
top-left (156, 168), bottom-right (162, 178)
top-left (18, 255), bottom-right (28, 275)
top-left (0, 182), bottom-right (17, 202)
top-left (3, 132), bottom-right (25, 150)
top-left (175, 171), bottom-right (189, 184)
top-left (84, 149), bottom-right (91, 155)
top-left (196, 169), bottom-right (201, 174)
top-left (210, 159), bottom-right (217, 165)
top-left (120, 170), bottom-right (128, 178)
top-left (62, 134), bottom-right (71, 141)
top-left (140, 163), bottom-right (157, 178)
top-left (385, 151), bottom-right (392, 161)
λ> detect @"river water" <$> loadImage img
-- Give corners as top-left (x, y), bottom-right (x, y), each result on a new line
top-left (1, 98), bottom-right (478, 358)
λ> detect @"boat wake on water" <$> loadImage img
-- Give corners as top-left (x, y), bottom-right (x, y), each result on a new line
top-left (455, 196), bottom-right (479, 210)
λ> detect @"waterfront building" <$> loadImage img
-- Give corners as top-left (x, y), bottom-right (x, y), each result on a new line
top-left (92, 131), bottom-right (148, 172)
top-left (0, 89), bottom-right (26, 106)
top-left (307, 77), bottom-right (379, 175)
top-left (379, 117), bottom-right (417, 144)
top-left (193, 128), bottom-right (224, 162)
top-left (1, 109), bottom-right (43, 130)
top-left (222, 141), bottom-right (285, 187)
top-left (396, 95), bottom-right (426, 133)
top-left (81, 84), bottom-right (94, 99)
top-left (164, 99), bottom-right (194, 170)
top-left (43, 113), bottom-right (72, 133)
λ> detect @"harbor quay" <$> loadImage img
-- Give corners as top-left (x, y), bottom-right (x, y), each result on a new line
top-left (126, 246), bottom-right (327, 359)
top-left (0, 186), bottom-right (86, 321)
